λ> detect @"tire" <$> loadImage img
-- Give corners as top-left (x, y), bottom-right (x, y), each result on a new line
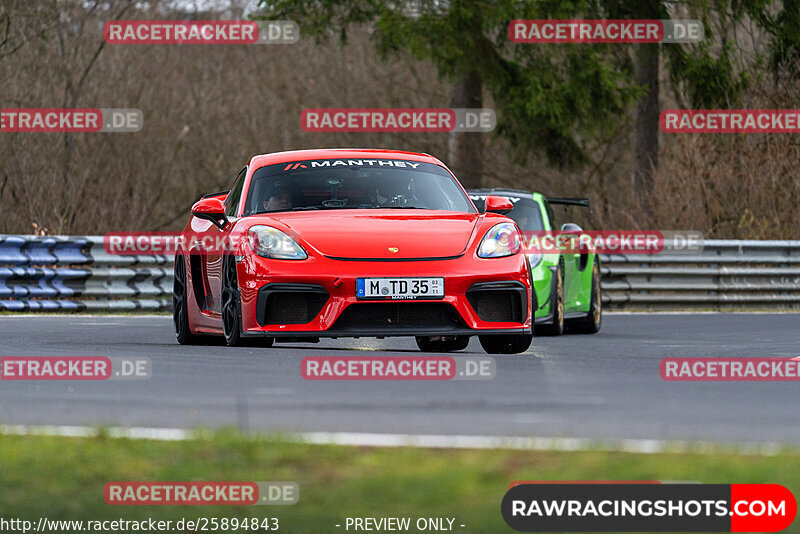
top-left (568, 260), bottom-right (602, 334)
top-left (220, 257), bottom-right (275, 348)
top-left (221, 255), bottom-right (246, 346)
top-left (534, 263), bottom-right (565, 336)
top-left (173, 254), bottom-right (210, 345)
top-left (415, 335), bottom-right (470, 352)
top-left (478, 333), bottom-right (532, 354)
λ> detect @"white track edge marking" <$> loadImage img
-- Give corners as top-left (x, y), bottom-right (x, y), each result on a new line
top-left (0, 424), bottom-right (792, 455)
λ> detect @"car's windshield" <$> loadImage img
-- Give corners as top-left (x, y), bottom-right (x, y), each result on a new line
top-left (469, 195), bottom-right (545, 232)
top-left (243, 159), bottom-right (476, 215)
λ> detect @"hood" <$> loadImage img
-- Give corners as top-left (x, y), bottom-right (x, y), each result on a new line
top-left (263, 210), bottom-right (480, 259)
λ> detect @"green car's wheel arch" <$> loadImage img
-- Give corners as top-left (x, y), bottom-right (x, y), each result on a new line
top-left (568, 259), bottom-right (602, 334)
top-left (535, 260), bottom-right (565, 336)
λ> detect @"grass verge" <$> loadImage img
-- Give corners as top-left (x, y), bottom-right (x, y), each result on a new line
top-left (0, 431), bottom-right (798, 533)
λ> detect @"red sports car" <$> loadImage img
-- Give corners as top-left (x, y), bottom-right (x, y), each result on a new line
top-left (173, 149), bottom-right (533, 353)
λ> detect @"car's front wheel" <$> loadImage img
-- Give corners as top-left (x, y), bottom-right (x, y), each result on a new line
top-left (478, 333), bottom-right (532, 354)
top-left (221, 256), bottom-right (275, 348)
top-left (415, 335), bottom-right (470, 352)
top-left (221, 256), bottom-right (246, 346)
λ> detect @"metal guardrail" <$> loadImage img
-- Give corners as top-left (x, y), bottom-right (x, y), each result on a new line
top-left (0, 235), bottom-right (171, 311)
top-left (1, 236), bottom-right (799, 311)
top-left (600, 240), bottom-right (800, 310)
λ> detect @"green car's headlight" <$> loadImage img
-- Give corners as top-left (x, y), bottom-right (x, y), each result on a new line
top-left (477, 223), bottom-right (521, 258)
top-left (527, 252), bottom-right (543, 268)
top-left (247, 225), bottom-right (307, 260)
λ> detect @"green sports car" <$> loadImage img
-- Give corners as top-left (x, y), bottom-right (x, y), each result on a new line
top-left (468, 189), bottom-right (601, 336)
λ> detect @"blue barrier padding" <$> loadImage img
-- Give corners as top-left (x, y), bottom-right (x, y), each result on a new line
top-left (26, 299), bottom-right (61, 310)
top-left (23, 238), bottom-right (57, 265)
top-left (27, 268), bottom-right (58, 298)
top-left (0, 300), bottom-right (25, 311)
top-left (57, 300), bottom-right (81, 310)
top-left (51, 268), bottom-right (90, 296)
top-left (0, 237), bottom-right (27, 265)
top-left (9, 267), bottom-right (29, 297)
top-left (53, 238), bottom-right (90, 264)
top-left (0, 267), bottom-right (12, 297)
top-left (0, 267), bottom-right (90, 299)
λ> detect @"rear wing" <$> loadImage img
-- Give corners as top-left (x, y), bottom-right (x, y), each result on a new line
top-left (547, 197), bottom-right (589, 208)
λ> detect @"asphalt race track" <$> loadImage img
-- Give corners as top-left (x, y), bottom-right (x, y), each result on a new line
top-left (0, 314), bottom-right (798, 444)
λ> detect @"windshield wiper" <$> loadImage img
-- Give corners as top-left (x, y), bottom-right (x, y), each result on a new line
top-left (255, 205), bottom-right (425, 214)
top-left (322, 199), bottom-right (348, 208)
top-left (249, 206), bottom-right (319, 214)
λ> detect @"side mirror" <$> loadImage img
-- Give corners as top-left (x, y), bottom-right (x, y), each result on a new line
top-left (208, 191), bottom-right (229, 203)
top-left (484, 195), bottom-right (513, 213)
top-left (561, 223), bottom-right (591, 266)
top-left (191, 197), bottom-right (229, 230)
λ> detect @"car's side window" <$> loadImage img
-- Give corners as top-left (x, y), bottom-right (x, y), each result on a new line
top-left (225, 167), bottom-right (247, 217)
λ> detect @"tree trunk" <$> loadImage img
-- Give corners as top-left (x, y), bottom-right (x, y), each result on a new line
top-left (448, 70), bottom-right (483, 188)
top-left (633, 43), bottom-right (660, 225)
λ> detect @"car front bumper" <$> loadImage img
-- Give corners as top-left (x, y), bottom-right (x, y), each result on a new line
top-left (236, 252), bottom-right (532, 338)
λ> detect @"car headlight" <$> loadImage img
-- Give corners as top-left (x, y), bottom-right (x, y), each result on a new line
top-left (477, 223), bottom-right (521, 258)
top-left (527, 252), bottom-right (543, 268)
top-left (247, 225), bottom-right (307, 260)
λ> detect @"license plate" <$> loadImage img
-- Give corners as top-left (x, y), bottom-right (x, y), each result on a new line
top-left (356, 277), bottom-right (444, 300)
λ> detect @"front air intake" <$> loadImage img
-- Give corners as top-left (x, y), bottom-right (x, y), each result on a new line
top-left (256, 284), bottom-right (329, 326)
top-left (466, 281), bottom-right (527, 323)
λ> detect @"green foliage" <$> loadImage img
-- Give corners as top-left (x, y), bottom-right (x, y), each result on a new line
top-left (257, 0), bottom-right (642, 168)
top-left (768, 0), bottom-right (800, 77)
top-left (257, 0), bottom-right (800, 168)
top-left (495, 44), bottom-right (642, 167)
top-left (666, 42), bottom-right (753, 108)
